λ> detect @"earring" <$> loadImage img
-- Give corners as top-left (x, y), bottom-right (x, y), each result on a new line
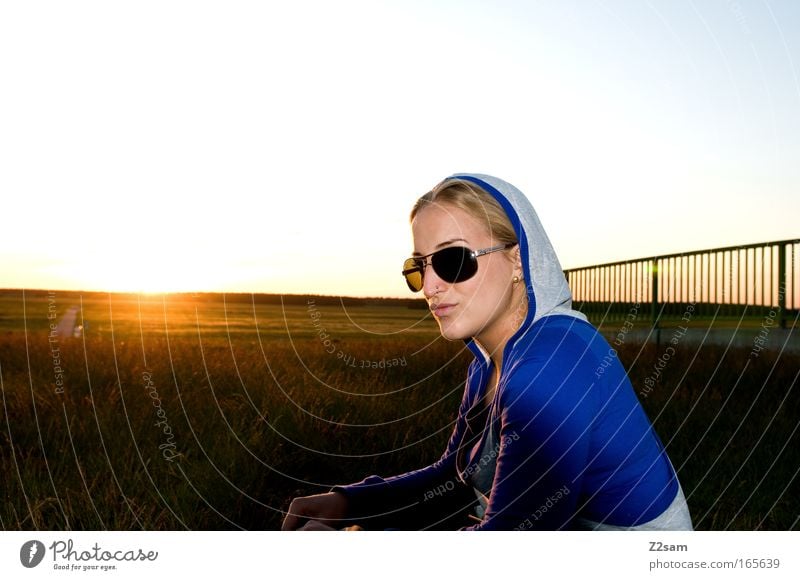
top-left (512, 275), bottom-right (520, 284)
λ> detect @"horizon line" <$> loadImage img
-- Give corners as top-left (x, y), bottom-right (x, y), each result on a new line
top-left (0, 287), bottom-right (415, 301)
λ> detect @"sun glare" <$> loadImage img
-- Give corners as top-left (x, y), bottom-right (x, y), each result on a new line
top-left (55, 240), bottom-right (230, 294)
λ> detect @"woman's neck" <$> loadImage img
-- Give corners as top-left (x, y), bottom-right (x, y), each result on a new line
top-left (475, 294), bottom-right (528, 370)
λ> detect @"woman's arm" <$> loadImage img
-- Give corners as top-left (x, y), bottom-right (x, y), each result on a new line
top-left (462, 360), bottom-right (595, 530)
top-left (329, 368), bottom-right (482, 529)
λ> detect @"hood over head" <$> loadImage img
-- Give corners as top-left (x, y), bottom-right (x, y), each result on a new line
top-left (444, 173), bottom-right (587, 356)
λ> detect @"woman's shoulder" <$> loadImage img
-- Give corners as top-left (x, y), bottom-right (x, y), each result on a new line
top-left (529, 312), bottom-right (599, 339)
top-left (501, 316), bottom-right (606, 400)
top-left (511, 314), bottom-right (606, 365)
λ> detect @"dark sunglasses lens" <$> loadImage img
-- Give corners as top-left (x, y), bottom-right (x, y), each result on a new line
top-left (432, 247), bottom-right (477, 283)
top-left (402, 258), bottom-right (423, 292)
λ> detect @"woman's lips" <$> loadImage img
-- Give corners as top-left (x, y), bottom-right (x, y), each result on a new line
top-left (431, 303), bottom-right (457, 317)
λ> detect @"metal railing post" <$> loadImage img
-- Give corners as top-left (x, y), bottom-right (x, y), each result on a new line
top-left (778, 242), bottom-right (787, 329)
top-left (651, 258), bottom-right (660, 347)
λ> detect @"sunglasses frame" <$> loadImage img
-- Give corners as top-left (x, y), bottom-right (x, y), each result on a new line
top-left (402, 242), bottom-right (517, 292)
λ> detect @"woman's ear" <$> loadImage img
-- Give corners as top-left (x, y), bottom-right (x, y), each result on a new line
top-left (513, 244), bottom-right (523, 278)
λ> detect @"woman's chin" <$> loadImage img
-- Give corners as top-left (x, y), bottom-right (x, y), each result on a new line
top-left (437, 320), bottom-right (470, 341)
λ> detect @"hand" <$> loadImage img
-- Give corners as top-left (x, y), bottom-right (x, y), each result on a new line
top-left (298, 519), bottom-right (338, 531)
top-left (281, 491), bottom-right (349, 531)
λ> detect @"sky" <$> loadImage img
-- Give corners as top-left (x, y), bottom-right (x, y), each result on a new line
top-left (1, 0), bottom-right (798, 298)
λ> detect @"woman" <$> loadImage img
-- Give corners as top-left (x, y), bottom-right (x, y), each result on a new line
top-left (282, 173), bottom-right (692, 531)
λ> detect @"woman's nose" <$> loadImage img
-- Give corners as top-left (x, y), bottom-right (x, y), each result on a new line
top-left (422, 263), bottom-right (446, 298)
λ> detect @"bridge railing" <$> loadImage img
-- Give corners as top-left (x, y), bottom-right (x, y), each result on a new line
top-left (564, 239), bottom-right (799, 330)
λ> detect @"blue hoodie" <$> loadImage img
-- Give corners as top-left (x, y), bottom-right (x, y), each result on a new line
top-left (333, 173), bottom-right (681, 530)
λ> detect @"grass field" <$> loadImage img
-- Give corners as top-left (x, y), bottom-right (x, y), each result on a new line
top-left (1, 289), bottom-right (798, 530)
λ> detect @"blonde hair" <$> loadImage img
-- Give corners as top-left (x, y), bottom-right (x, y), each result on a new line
top-left (410, 178), bottom-right (518, 246)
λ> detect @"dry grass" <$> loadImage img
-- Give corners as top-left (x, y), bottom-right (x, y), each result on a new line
top-left (0, 291), bottom-right (797, 530)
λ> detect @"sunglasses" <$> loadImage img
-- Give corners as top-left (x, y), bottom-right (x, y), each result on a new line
top-left (402, 243), bottom-right (517, 292)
